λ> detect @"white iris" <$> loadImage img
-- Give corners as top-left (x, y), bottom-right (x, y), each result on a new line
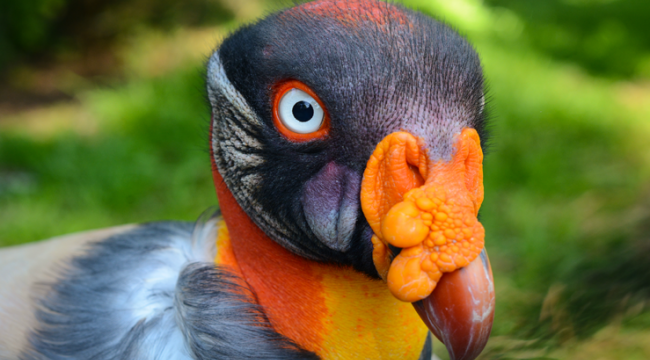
top-left (278, 88), bottom-right (324, 134)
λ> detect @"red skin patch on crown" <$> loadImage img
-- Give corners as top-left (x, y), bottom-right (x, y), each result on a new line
top-left (287, 0), bottom-right (409, 27)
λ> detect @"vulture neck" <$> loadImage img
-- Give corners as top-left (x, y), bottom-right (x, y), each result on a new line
top-left (211, 169), bottom-right (428, 359)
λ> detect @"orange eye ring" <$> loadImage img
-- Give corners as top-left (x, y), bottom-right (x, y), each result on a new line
top-left (272, 80), bottom-right (331, 142)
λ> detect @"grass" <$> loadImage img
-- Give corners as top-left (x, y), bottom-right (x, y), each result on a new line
top-left (2, 0), bottom-right (650, 358)
top-left (0, 68), bottom-right (216, 245)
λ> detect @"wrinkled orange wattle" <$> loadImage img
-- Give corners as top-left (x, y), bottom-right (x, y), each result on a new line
top-left (361, 129), bottom-right (485, 302)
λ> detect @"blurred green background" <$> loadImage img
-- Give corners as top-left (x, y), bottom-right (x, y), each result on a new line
top-left (1, 0), bottom-right (649, 358)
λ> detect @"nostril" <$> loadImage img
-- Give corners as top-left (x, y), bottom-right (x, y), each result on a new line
top-left (387, 243), bottom-right (402, 257)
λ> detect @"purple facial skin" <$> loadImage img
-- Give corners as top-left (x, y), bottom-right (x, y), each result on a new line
top-left (301, 162), bottom-right (360, 252)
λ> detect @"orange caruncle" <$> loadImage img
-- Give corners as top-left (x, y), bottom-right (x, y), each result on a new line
top-left (361, 129), bottom-right (485, 302)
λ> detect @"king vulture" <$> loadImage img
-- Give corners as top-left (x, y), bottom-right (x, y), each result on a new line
top-left (0, 1), bottom-right (495, 359)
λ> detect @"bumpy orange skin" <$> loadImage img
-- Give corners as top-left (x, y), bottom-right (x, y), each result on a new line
top-left (361, 129), bottom-right (485, 302)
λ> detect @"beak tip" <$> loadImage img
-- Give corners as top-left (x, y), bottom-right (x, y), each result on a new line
top-left (414, 249), bottom-right (495, 360)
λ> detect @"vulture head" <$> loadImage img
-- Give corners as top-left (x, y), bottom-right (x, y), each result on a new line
top-left (207, 1), bottom-right (495, 359)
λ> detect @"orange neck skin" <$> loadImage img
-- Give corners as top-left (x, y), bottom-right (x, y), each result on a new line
top-left (211, 169), bottom-right (428, 359)
top-left (212, 169), bottom-right (327, 350)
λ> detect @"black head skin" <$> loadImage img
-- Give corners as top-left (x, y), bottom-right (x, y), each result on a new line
top-left (207, 0), bottom-right (486, 278)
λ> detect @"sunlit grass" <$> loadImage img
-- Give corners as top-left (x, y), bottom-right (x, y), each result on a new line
top-left (0, 69), bottom-right (216, 245)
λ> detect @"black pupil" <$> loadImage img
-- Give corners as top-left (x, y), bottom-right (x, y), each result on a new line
top-left (292, 101), bottom-right (314, 122)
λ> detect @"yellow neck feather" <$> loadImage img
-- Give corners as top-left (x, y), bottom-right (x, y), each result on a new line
top-left (214, 221), bottom-right (428, 359)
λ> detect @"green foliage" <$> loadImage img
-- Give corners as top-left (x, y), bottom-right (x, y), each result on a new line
top-left (0, 0), bottom-right (234, 70)
top-left (0, 68), bottom-right (216, 245)
top-left (483, 0), bottom-right (650, 79)
top-left (0, 0), bottom-right (65, 66)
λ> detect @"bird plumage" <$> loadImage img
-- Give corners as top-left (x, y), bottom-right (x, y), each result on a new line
top-left (0, 1), bottom-right (493, 359)
top-left (0, 225), bottom-right (135, 358)
top-left (0, 213), bottom-right (431, 359)
top-left (1, 214), bottom-right (325, 359)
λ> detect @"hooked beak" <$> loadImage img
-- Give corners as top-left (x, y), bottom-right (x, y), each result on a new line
top-left (360, 130), bottom-right (494, 360)
top-left (414, 249), bottom-right (494, 360)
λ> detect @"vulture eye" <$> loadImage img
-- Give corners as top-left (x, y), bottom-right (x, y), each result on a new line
top-left (279, 89), bottom-right (322, 132)
top-left (273, 80), bottom-right (330, 142)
